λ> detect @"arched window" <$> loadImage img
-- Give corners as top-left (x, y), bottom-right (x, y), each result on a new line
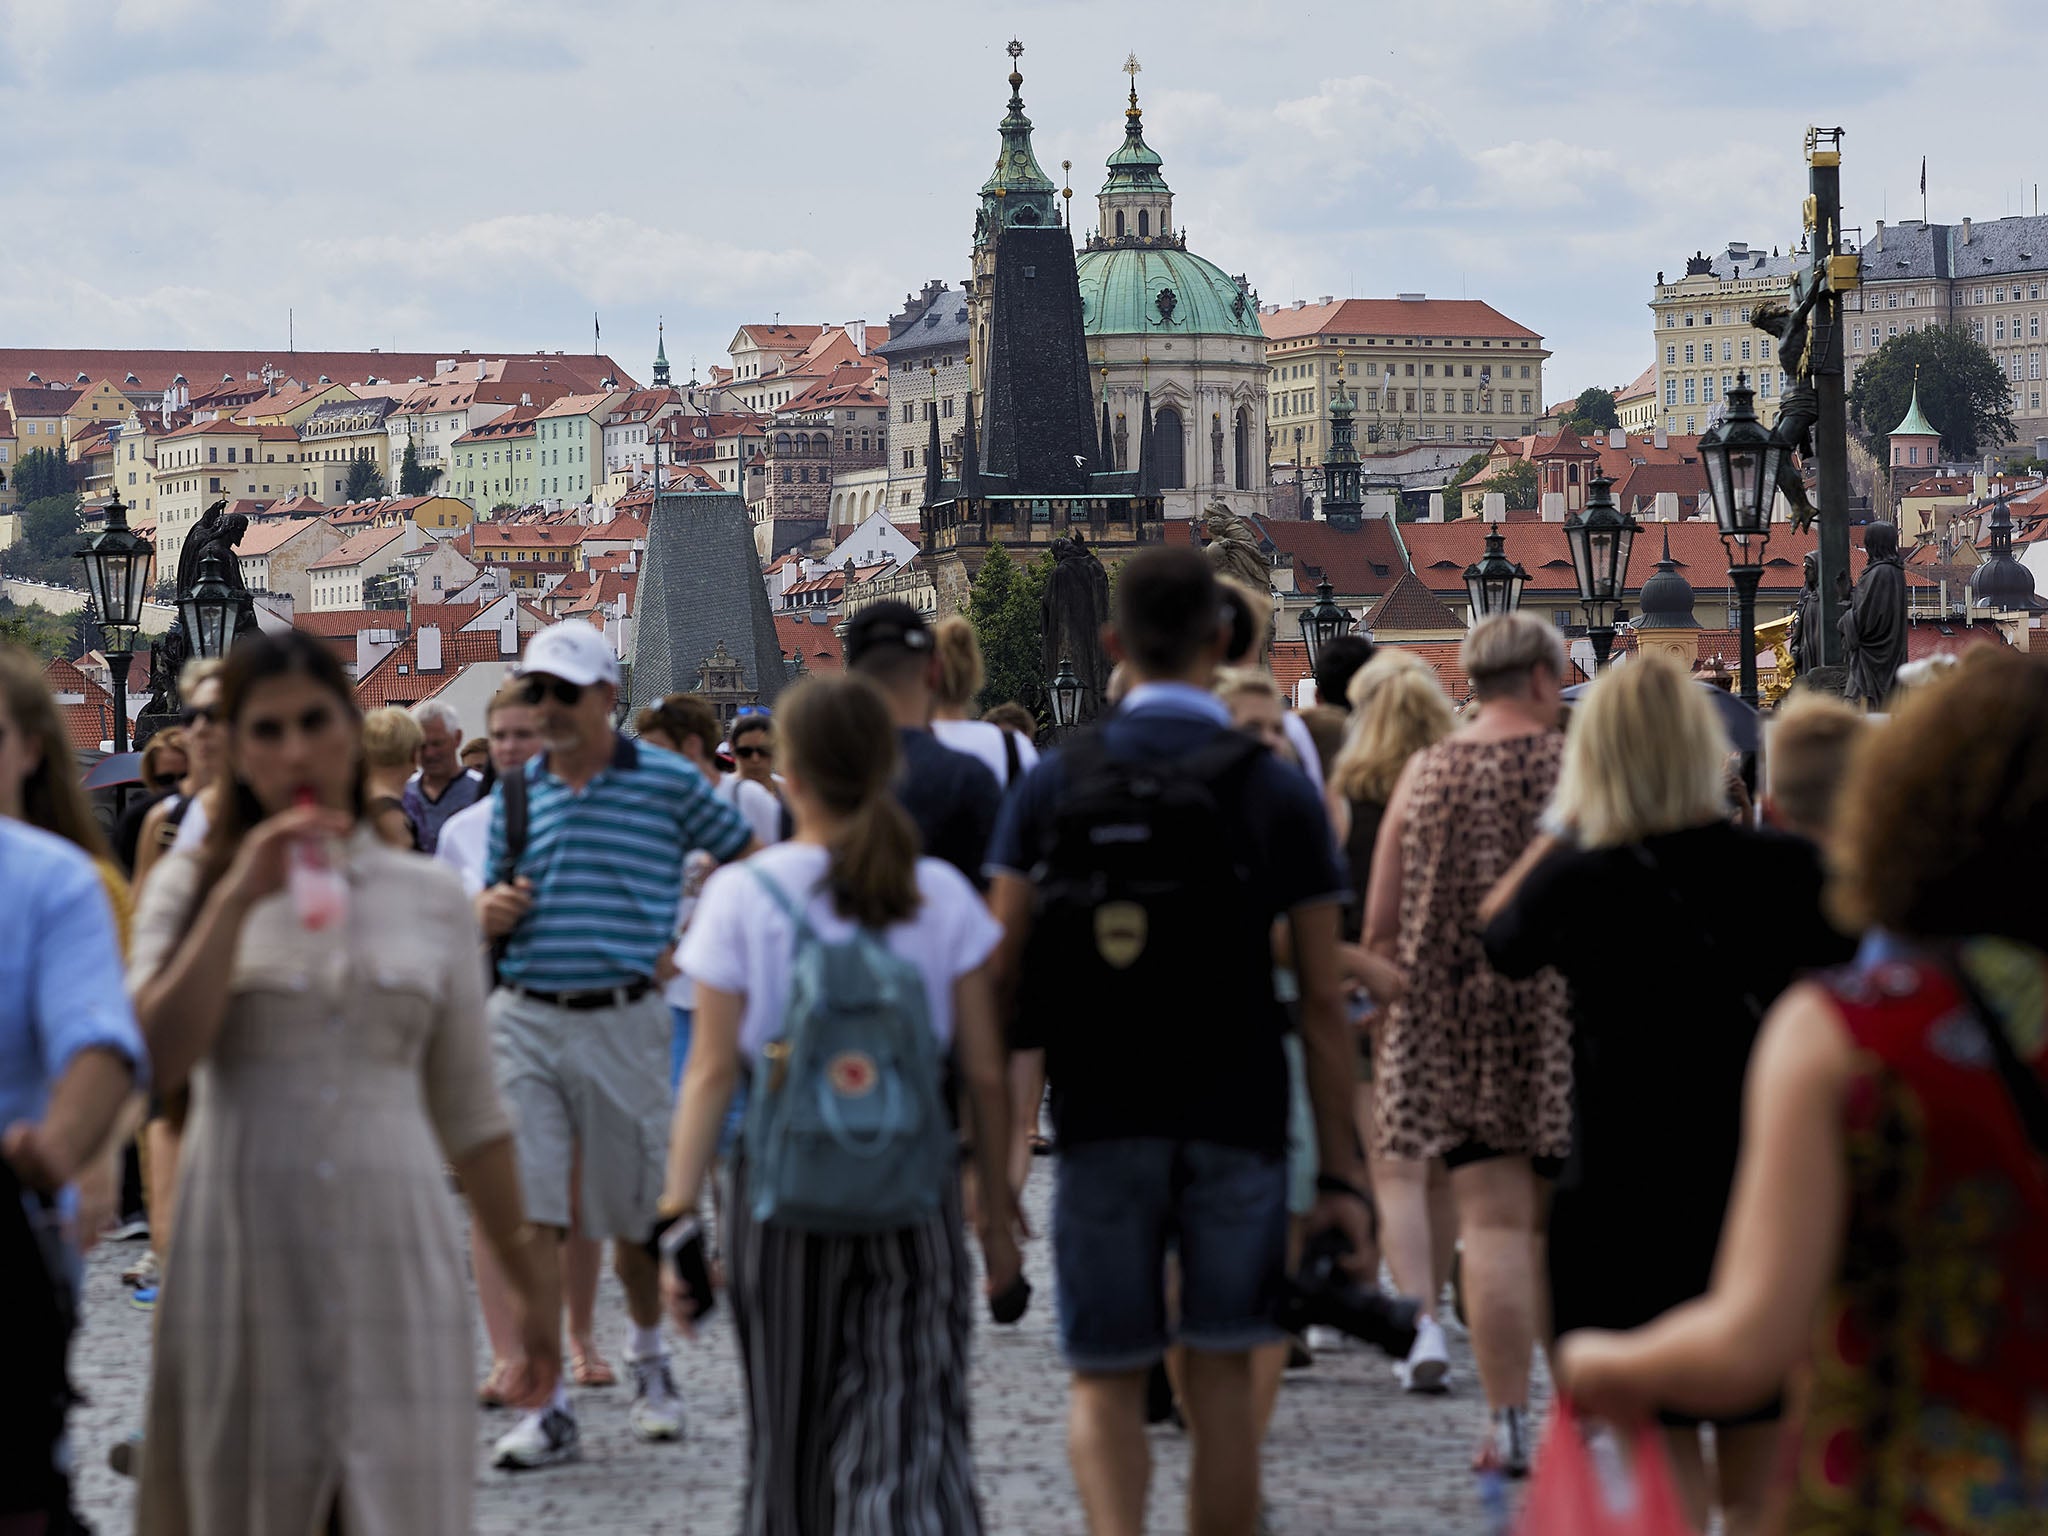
top-left (1234, 407), bottom-right (1253, 490)
top-left (774, 432), bottom-right (791, 453)
top-left (1154, 405), bottom-right (1185, 489)
top-left (1138, 209), bottom-right (1150, 238)
top-left (1115, 210), bottom-right (1125, 237)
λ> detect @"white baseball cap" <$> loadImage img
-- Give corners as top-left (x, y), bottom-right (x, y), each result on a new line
top-left (516, 621), bottom-right (621, 688)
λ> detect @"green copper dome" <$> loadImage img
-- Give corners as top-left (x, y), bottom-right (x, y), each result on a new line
top-left (1101, 85), bottom-right (1165, 192)
top-left (1077, 246), bottom-right (1262, 339)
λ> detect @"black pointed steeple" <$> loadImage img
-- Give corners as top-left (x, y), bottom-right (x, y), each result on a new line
top-left (961, 387), bottom-right (980, 497)
top-left (1136, 392), bottom-right (1158, 498)
top-left (923, 401), bottom-right (943, 509)
top-left (1099, 394), bottom-right (1114, 476)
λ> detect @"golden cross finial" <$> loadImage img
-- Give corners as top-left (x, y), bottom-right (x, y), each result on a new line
top-left (1124, 52), bottom-right (1141, 79)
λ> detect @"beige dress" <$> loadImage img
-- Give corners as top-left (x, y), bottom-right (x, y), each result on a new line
top-left (130, 830), bottom-right (510, 1536)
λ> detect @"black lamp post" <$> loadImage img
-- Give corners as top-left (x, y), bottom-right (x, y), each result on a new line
top-left (1562, 472), bottom-right (1641, 673)
top-left (1699, 371), bottom-right (1781, 711)
top-left (1463, 526), bottom-right (1529, 619)
top-left (74, 489), bottom-right (155, 783)
top-left (1297, 577), bottom-right (1354, 669)
top-left (180, 543), bottom-right (240, 660)
top-left (1047, 657), bottom-right (1084, 729)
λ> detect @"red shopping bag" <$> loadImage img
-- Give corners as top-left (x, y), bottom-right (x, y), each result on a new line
top-left (1515, 1398), bottom-right (1695, 1535)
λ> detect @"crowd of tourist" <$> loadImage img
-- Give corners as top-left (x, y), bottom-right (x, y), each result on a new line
top-left (3, 550), bottom-right (2046, 1536)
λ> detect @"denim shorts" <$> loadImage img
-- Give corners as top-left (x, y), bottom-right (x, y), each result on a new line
top-left (1052, 1137), bottom-right (1289, 1373)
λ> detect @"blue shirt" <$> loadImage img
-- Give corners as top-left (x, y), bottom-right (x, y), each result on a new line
top-left (488, 734), bottom-right (751, 990)
top-left (402, 768), bottom-right (485, 856)
top-left (0, 820), bottom-right (146, 1145)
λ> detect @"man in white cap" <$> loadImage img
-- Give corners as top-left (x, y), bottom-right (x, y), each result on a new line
top-left (479, 622), bottom-right (757, 1469)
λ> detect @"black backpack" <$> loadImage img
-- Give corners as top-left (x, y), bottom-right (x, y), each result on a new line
top-left (1016, 727), bottom-right (1273, 1062)
top-left (487, 767), bottom-right (529, 984)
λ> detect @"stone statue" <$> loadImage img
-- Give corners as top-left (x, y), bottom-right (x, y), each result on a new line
top-left (1201, 502), bottom-right (1269, 594)
top-left (1749, 287), bottom-right (1823, 528)
top-left (1040, 534), bottom-right (1112, 725)
top-left (1840, 521), bottom-right (1909, 708)
top-left (1789, 551), bottom-right (1824, 676)
top-left (137, 502), bottom-right (259, 740)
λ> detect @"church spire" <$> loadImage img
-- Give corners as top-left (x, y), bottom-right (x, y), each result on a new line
top-left (976, 40), bottom-right (1060, 250)
top-left (652, 318), bottom-right (670, 388)
top-left (1093, 53), bottom-right (1174, 249)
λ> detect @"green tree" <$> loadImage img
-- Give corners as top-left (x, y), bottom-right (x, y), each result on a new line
top-left (343, 455), bottom-right (387, 503)
top-left (1850, 324), bottom-right (2015, 463)
top-left (1566, 386), bottom-right (1620, 433)
top-left (397, 438), bottom-right (438, 497)
top-left (0, 599), bottom-right (79, 660)
top-left (1484, 458), bottom-right (1540, 511)
top-left (9, 447), bottom-right (73, 505)
top-left (1443, 450), bottom-right (1490, 511)
top-left (967, 543), bottom-right (1052, 714)
top-left (1, 493), bottom-right (85, 587)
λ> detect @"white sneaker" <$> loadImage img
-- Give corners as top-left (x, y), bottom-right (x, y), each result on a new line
top-left (492, 1404), bottom-right (580, 1469)
top-left (629, 1353), bottom-right (685, 1442)
top-left (1394, 1314), bottom-right (1450, 1394)
top-left (1304, 1325), bottom-right (1346, 1353)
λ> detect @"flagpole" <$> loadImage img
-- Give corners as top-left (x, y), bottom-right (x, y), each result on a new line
top-left (1922, 156), bottom-right (1928, 224)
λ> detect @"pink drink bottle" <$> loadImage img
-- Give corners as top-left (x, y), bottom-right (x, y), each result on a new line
top-left (288, 788), bottom-right (348, 932)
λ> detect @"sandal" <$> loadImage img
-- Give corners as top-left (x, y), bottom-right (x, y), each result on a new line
top-left (1029, 1134), bottom-right (1055, 1157)
top-left (570, 1347), bottom-right (617, 1388)
top-left (477, 1363), bottom-right (514, 1409)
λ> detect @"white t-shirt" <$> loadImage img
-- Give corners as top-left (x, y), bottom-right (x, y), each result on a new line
top-left (680, 842), bottom-right (1001, 1060)
top-left (718, 774), bottom-right (783, 847)
top-left (931, 717), bottom-right (1039, 789)
top-left (434, 794), bottom-right (493, 897)
top-left (170, 793), bottom-right (210, 852)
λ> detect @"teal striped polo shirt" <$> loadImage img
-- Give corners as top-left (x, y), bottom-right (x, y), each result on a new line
top-left (487, 733), bottom-right (751, 991)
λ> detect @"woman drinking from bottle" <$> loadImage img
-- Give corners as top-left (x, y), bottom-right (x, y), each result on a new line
top-left (128, 630), bottom-right (560, 1536)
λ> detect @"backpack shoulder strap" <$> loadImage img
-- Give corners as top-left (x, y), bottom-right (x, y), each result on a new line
top-left (494, 764), bottom-right (528, 887)
top-left (1002, 727), bottom-right (1022, 786)
top-left (746, 864), bottom-right (819, 942)
top-left (1949, 956), bottom-right (2048, 1169)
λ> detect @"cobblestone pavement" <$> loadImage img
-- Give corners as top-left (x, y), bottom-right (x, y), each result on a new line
top-left (71, 1163), bottom-right (1544, 1533)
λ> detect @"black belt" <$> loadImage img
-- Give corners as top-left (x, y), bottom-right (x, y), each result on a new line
top-left (507, 978), bottom-right (656, 1011)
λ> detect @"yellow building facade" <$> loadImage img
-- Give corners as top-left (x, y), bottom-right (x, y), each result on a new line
top-left (1650, 243), bottom-right (1796, 436)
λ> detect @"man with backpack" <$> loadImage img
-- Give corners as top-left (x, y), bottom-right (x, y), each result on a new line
top-left (476, 622), bottom-right (757, 1470)
top-left (987, 548), bottom-right (1373, 1536)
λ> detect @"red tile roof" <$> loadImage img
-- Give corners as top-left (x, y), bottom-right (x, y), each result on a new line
top-left (354, 629), bottom-right (521, 711)
top-left (44, 656), bottom-right (118, 751)
top-left (1399, 520), bottom-right (1820, 598)
top-left (308, 523), bottom-right (407, 570)
top-left (1260, 298), bottom-right (1542, 344)
top-left (775, 615), bottom-right (844, 675)
top-left (1367, 571), bottom-right (1464, 632)
top-left (1253, 516), bottom-right (1406, 598)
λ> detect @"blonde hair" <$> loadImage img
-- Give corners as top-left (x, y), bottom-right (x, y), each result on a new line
top-left (1462, 612), bottom-right (1566, 701)
top-left (140, 727), bottom-right (189, 792)
top-left (1212, 666), bottom-right (1279, 708)
top-left (1549, 652), bottom-right (1729, 848)
top-left (1764, 691), bottom-right (1866, 841)
top-left (932, 615), bottom-right (985, 709)
top-left (360, 705), bottom-right (424, 771)
top-left (178, 657), bottom-right (224, 697)
top-left (1330, 651), bottom-right (1455, 802)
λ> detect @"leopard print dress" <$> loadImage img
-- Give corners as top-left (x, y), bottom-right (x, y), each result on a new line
top-left (1373, 732), bottom-right (1572, 1164)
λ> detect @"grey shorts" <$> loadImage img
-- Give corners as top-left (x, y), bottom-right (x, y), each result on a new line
top-left (488, 987), bottom-right (671, 1241)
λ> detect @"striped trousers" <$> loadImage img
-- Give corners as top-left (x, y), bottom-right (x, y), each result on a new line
top-left (725, 1155), bottom-right (983, 1536)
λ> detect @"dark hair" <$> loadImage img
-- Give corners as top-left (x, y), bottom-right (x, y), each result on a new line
top-left (0, 645), bottom-right (112, 862)
top-left (635, 692), bottom-right (719, 755)
top-left (729, 712), bottom-right (773, 749)
top-left (1830, 648), bottom-right (2048, 947)
top-left (1115, 548), bottom-right (1223, 676)
top-left (1313, 635), bottom-right (1376, 712)
top-left (983, 701), bottom-right (1036, 737)
top-left (193, 630), bottom-right (364, 911)
top-left (778, 677), bottom-right (920, 928)
top-left (843, 599), bottom-right (933, 688)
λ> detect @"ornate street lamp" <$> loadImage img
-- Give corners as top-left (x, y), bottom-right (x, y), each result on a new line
top-left (74, 489), bottom-right (156, 780)
top-left (180, 543), bottom-right (240, 660)
top-left (1699, 372), bottom-right (1780, 710)
top-left (1562, 472), bottom-right (1641, 673)
top-left (1462, 527), bottom-right (1529, 619)
top-left (1047, 657), bottom-right (1084, 729)
top-left (1297, 577), bottom-right (1354, 669)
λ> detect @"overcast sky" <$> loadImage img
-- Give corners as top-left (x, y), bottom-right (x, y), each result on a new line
top-left (3, 0), bottom-right (2039, 399)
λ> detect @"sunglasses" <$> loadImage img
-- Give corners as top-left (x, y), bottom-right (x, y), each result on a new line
top-left (520, 676), bottom-right (584, 708)
top-left (734, 745), bottom-right (773, 761)
top-left (178, 704), bottom-right (220, 726)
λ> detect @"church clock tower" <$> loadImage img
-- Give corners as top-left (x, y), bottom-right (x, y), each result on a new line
top-left (968, 40), bottom-right (1061, 407)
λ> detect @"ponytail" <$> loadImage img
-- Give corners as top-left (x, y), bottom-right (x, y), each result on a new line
top-left (827, 793), bottom-right (921, 929)
top-left (778, 676), bottom-right (924, 928)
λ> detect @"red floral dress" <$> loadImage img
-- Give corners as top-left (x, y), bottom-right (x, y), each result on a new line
top-left (1784, 942), bottom-right (2048, 1534)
